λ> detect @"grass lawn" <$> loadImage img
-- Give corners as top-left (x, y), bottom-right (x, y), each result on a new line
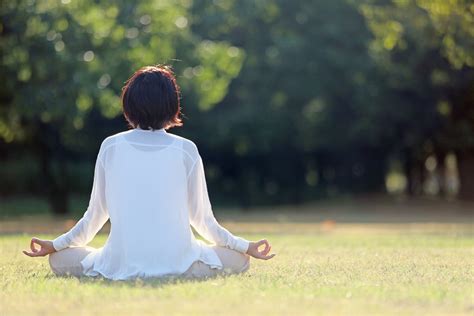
top-left (1, 198), bottom-right (473, 315)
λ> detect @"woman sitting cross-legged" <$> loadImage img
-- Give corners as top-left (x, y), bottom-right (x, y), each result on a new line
top-left (22, 65), bottom-right (275, 280)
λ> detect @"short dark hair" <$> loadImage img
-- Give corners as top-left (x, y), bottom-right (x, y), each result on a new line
top-left (121, 65), bottom-right (182, 130)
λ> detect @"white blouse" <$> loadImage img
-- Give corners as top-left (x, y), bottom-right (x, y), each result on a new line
top-left (52, 128), bottom-right (250, 280)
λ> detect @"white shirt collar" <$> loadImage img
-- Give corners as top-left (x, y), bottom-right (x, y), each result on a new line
top-left (134, 125), bottom-right (167, 133)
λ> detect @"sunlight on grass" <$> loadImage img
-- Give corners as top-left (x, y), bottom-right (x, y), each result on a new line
top-left (1, 222), bottom-right (473, 315)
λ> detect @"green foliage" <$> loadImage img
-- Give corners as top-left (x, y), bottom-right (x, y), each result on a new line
top-left (0, 0), bottom-right (246, 211)
top-left (360, 0), bottom-right (474, 152)
top-left (1, 0), bottom-right (473, 206)
top-left (0, 0), bottom-right (243, 145)
top-left (189, 41), bottom-right (245, 111)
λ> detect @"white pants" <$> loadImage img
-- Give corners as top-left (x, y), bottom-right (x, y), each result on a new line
top-left (48, 245), bottom-right (250, 279)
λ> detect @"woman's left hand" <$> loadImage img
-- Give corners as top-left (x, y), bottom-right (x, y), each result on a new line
top-left (22, 237), bottom-right (56, 257)
top-left (246, 239), bottom-right (276, 260)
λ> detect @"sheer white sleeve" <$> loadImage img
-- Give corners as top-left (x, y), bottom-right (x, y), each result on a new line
top-left (187, 154), bottom-right (250, 254)
top-left (52, 150), bottom-right (110, 251)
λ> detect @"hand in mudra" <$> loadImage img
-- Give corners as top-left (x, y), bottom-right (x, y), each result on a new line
top-left (246, 239), bottom-right (276, 260)
top-left (22, 237), bottom-right (56, 257)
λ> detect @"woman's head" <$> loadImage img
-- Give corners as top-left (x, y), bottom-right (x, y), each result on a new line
top-left (121, 65), bottom-right (182, 130)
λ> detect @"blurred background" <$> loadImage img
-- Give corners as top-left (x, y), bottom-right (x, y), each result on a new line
top-left (0, 0), bottom-right (473, 217)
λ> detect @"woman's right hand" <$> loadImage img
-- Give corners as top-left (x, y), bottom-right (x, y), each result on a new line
top-left (246, 239), bottom-right (276, 260)
top-left (22, 237), bottom-right (56, 257)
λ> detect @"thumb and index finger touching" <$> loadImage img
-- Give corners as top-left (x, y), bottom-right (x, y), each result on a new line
top-left (255, 239), bottom-right (276, 260)
top-left (23, 237), bottom-right (46, 257)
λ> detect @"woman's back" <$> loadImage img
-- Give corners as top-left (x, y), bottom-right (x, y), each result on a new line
top-left (90, 128), bottom-right (202, 278)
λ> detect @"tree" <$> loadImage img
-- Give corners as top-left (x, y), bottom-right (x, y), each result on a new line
top-left (360, 0), bottom-right (474, 198)
top-left (0, 0), bottom-right (244, 213)
top-left (188, 0), bottom-right (392, 204)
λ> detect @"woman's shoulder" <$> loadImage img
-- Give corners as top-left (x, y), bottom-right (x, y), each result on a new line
top-left (99, 130), bottom-right (132, 150)
top-left (167, 132), bottom-right (200, 157)
top-left (167, 132), bottom-right (196, 147)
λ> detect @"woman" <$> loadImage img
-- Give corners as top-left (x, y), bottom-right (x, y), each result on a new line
top-left (23, 65), bottom-right (275, 280)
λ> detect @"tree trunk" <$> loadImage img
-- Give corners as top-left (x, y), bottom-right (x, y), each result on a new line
top-left (362, 148), bottom-right (388, 193)
top-left (435, 150), bottom-right (447, 197)
top-left (403, 150), bottom-right (424, 196)
top-left (38, 144), bottom-right (70, 215)
top-left (34, 121), bottom-right (70, 215)
top-left (457, 149), bottom-right (474, 200)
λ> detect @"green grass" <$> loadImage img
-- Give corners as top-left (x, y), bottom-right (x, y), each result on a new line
top-left (1, 219), bottom-right (473, 315)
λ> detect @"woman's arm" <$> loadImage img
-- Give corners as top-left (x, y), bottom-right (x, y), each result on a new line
top-left (52, 155), bottom-right (109, 251)
top-left (23, 152), bottom-right (109, 257)
top-left (187, 154), bottom-right (276, 260)
top-left (187, 155), bottom-right (250, 253)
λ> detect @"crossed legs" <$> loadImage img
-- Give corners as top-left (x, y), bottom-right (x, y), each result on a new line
top-left (48, 245), bottom-right (250, 279)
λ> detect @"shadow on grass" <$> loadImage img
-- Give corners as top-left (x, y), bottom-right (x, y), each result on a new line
top-left (43, 270), bottom-right (245, 288)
